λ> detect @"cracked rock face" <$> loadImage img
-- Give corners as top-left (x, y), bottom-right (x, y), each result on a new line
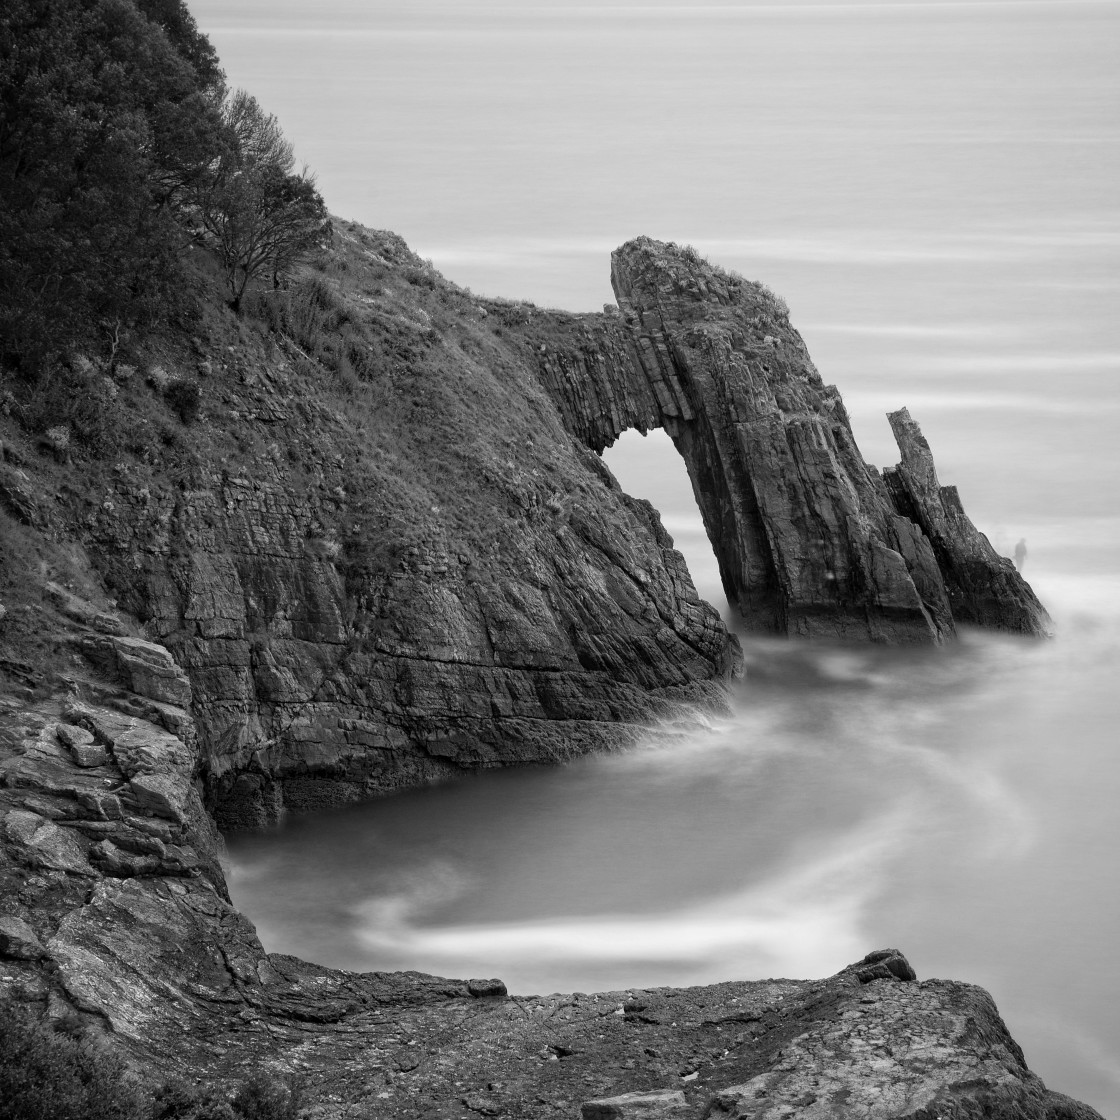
top-left (69, 231), bottom-right (742, 829)
top-left (0, 552), bottom-right (1090, 1120)
top-left (0, 679), bottom-right (1102, 1118)
top-left (46, 230), bottom-right (1046, 832)
top-left (883, 408), bottom-right (1049, 634)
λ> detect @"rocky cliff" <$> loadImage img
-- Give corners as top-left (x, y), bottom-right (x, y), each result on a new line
top-left (2, 227), bottom-right (743, 831)
top-left (0, 226), bottom-right (1079, 1117)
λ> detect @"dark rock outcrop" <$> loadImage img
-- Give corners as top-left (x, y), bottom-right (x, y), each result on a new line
top-left (534, 237), bottom-right (1049, 642)
top-left (56, 228), bottom-right (742, 829)
top-left (0, 571), bottom-right (1089, 1120)
top-left (884, 407), bottom-right (1049, 634)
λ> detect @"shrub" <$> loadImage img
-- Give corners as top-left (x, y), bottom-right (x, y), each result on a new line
top-left (230, 1072), bottom-right (303, 1120)
top-left (148, 1078), bottom-right (235, 1120)
top-left (18, 358), bottom-right (126, 458)
top-left (42, 425), bottom-right (71, 460)
top-left (0, 1003), bottom-right (146, 1120)
top-left (758, 282), bottom-right (790, 318)
top-left (150, 1072), bottom-right (303, 1120)
top-left (165, 378), bottom-right (202, 424)
top-left (0, 1003), bottom-right (306, 1120)
top-left (147, 366), bottom-right (173, 392)
top-left (244, 275), bottom-right (359, 379)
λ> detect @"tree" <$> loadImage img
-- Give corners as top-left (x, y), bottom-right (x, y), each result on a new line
top-left (0, 0), bottom-right (225, 370)
top-left (192, 90), bottom-right (330, 311)
top-left (132, 0), bottom-right (224, 92)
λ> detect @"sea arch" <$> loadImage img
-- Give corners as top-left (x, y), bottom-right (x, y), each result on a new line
top-left (533, 237), bottom-right (1048, 642)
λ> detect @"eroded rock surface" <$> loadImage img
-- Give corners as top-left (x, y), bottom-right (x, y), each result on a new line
top-left (0, 598), bottom-right (1093, 1117)
top-left (47, 229), bottom-right (742, 829)
top-left (883, 408), bottom-right (1049, 634)
top-left (3, 229), bottom-right (1048, 830)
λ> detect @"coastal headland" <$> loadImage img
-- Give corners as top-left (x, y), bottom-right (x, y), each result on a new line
top-left (0, 224), bottom-right (1096, 1117)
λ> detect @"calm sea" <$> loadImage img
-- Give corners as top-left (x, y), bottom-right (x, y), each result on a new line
top-left (195, 1), bottom-right (1120, 1111)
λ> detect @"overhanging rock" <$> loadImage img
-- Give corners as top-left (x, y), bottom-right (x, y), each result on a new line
top-left (536, 237), bottom-right (1050, 641)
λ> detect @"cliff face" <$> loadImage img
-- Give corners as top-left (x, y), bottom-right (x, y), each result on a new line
top-left (22, 227), bottom-right (737, 830)
top-left (2, 230), bottom-right (1048, 831)
top-left (0, 684), bottom-right (1102, 1118)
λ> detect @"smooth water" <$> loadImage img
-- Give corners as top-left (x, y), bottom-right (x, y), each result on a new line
top-left (197, 0), bottom-right (1120, 1111)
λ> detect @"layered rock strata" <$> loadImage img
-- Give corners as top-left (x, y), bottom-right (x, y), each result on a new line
top-left (883, 408), bottom-right (1048, 633)
top-left (0, 586), bottom-right (1089, 1119)
top-left (533, 238), bottom-right (1049, 642)
top-left (0, 223), bottom-right (1088, 1116)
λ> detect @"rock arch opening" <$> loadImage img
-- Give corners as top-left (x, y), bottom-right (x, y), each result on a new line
top-left (602, 429), bottom-right (730, 623)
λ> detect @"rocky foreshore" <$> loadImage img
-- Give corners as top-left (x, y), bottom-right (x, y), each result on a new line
top-left (0, 678), bottom-right (1102, 1117)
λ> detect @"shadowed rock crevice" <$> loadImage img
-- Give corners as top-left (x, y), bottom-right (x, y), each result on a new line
top-left (534, 237), bottom-right (1050, 642)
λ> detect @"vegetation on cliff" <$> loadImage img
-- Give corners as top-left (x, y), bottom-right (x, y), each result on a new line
top-left (0, 3), bottom-right (1097, 1118)
top-left (0, 1001), bottom-right (303, 1120)
top-left (0, 0), bottom-right (327, 377)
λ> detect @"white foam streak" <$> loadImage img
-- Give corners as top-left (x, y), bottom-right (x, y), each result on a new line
top-left (351, 808), bottom-right (912, 982)
top-left (804, 321), bottom-right (1025, 341)
top-left (204, 1), bottom-right (1120, 35)
top-left (909, 352), bottom-right (1120, 375)
top-left (1029, 574), bottom-right (1120, 621)
top-left (878, 734), bottom-right (1035, 861)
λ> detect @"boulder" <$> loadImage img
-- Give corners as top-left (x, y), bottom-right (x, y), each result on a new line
top-left (0, 915), bottom-right (47, 960)
top-left (57, 722), bottom-right (111, 767)
top-left (111, 637), bottom-right (193, 707)
top-left (127, 772), bottom-right (188, 823)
